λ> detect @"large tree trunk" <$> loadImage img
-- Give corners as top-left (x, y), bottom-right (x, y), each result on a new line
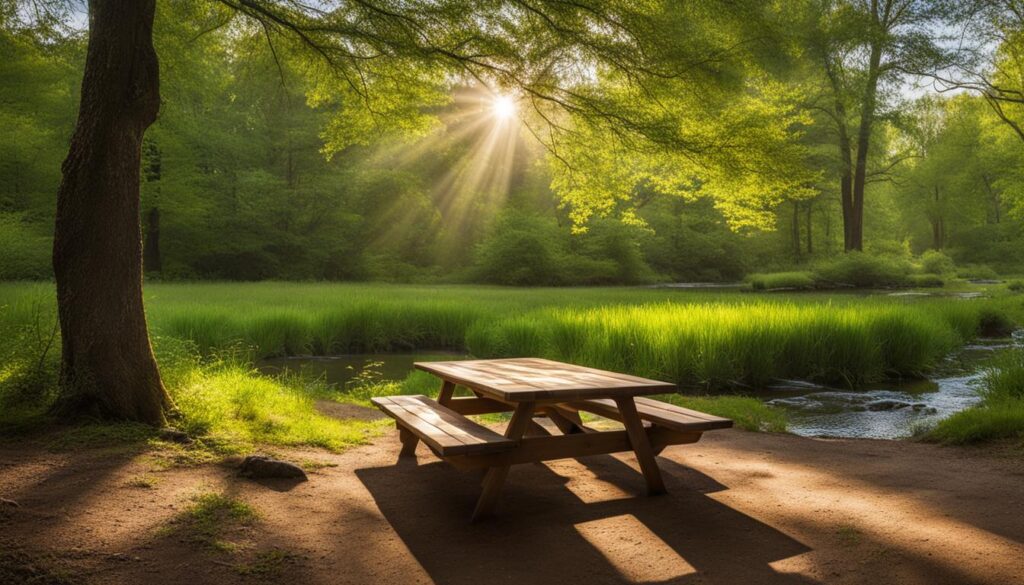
top-left (848, 39), bottom-right (883, 253)
top-left (52, 0), bottom-right (170, 424)
top-left (825, 59), bottom-right (857, 253)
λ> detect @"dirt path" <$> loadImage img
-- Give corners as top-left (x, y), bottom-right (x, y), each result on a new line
top-left (1, 428), bottom-right (1022, 585)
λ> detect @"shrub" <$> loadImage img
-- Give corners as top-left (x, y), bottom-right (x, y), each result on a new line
top-left (907, 274), bottom-right (944, 288)
top-left (747, 272), bottom-right (815, 291)
top-left (955, 264), bottom-right (999, 280)
top-left (1008, 281), bottom-right (1024, 292)
top-left (472, 213), bottom-right (565, 286)
top-left (919, 250), bottom-right (955, 275)
top-left (472, 212), bottom-right (656, 286)
top-left (812, 252), bottom-right (911, 288)
top-left (0, 295), bottom-right (59, 410)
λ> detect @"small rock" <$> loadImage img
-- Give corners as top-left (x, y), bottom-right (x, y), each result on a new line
top-left (866, 399), bottom-right (910, 411)
top-left (0, 497), bottom-right (19, 507)
top-left (239, 456), bottom-right (307, 481)
top-left (158, 428), bottom-right (193, 444)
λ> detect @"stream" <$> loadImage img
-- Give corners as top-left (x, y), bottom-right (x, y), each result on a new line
top-left (258, 336), bottom-right (1019, 440)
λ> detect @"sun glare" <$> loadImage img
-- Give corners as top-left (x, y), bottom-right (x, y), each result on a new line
top-left (492, 94), bottom-right (517, 120)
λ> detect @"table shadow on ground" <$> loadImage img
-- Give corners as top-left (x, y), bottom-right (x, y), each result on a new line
top-left (356, 452), bottom-right (816, 585)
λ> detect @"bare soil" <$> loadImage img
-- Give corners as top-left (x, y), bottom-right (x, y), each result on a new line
top-left (1, 426), bottom-right (1023, 585)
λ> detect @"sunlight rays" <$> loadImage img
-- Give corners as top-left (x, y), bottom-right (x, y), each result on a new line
top-left (365, 87), bottom-right (527, 259)
top-left (491, 94), bottom-right (517, 120)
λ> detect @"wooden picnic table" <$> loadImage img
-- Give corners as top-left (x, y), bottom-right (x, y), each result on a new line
top-left (372, 357), bottom-right (732, 521)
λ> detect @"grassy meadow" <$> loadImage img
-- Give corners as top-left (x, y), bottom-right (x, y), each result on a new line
top-left (1, 281), bottom-right (1021, 450)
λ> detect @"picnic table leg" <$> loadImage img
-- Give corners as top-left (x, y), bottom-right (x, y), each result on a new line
top-left (546, 406), bottom-right (586, 435)
top-left (437, 380), bottom-right (456, 406)
top-left (615, 397), bottom-right (667, 496)
top-left (398, 425), bottom-right (418, 458)
top-left (472, 401), bottom-right (535, 522)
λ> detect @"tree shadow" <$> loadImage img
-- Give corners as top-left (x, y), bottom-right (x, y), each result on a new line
top-left (356, 453), bottom-right (817, 585)
top-left (699, 432), bottom-right (1024, 547)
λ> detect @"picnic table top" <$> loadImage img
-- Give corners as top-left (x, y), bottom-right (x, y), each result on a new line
top-left (413, 357), bottom-right (676, 402)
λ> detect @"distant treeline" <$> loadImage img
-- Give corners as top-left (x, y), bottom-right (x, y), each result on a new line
top-left (2, 6), bottom-right (1023, 285)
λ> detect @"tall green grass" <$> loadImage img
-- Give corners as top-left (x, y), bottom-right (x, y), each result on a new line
top-left (1, 282), bottom-right (1018, 446)
top-left (4, 282), bottom-right (1014, 385)
top-left (929, 350), bottom-right (1024, 445)
top-left (466, 300), bottom-right (1004, 388)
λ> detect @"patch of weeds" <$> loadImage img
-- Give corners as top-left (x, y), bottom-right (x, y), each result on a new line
top-left (144, 442), bottom-right (222, 471)
top-left (836, 525), bottom-right (862, 545)
top-left (46, 422), bottom-right (156, 452)
top-left (0, 543), bottom-right (79, 585)
top-left (166, 492), bottom-right (259, 553)
top-left (124, 474), bottom-right (159, 489)
top-left (234, 548), bottom-right (298, 576)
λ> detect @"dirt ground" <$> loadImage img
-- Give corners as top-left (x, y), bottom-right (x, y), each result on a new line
top-left (1, 420), bottom-right (1023, 585)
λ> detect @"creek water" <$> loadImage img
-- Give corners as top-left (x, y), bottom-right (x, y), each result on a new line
top-left (258, 336), bottom-right (1018, 440)
top-left (762, 335), bottom-right (1020, 439)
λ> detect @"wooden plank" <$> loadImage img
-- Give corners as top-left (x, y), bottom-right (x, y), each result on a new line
top-left (615, 397), bottom-right (666, 496)
top-left (415, 358), bottom-right (676, 402)
top-left (634, 396), bottom-right (734, 427)
top-left (381, 399), bottom-right (506, 456)
top-left (374, 397), bottom-right (466, 455)
top-left (572, 397), bottom-right (733, 432)
top-left (392, 400), bottom-right (512, 455)
top-left (371, 396), bottom-right (514, 456)
top-left (445, 396), bottom-right (514, 416)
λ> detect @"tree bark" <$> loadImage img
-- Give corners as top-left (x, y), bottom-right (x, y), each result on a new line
top-left (848, 43), bottom-right (882, 253)
top-left (847, 2), bottom-right (887, 254)
top-left (51, 0), bottom-right (170, 424)
top-left (824, 58), bottom-right (856, 252)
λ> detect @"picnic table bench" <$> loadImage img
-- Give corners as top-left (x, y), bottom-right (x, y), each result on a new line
top-left (371, 357), bottom-right (732, 521)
